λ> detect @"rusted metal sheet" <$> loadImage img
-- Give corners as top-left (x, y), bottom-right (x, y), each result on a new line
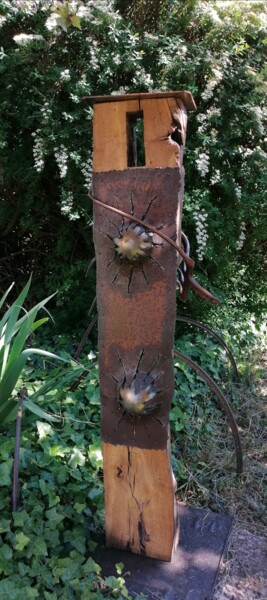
top-left (92, 504), bottom-right (234, 600)
top-left (93, 168), bottom-right (181, 449)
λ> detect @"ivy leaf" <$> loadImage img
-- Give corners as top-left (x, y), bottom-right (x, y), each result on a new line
top-left (73, 502), bottom-right (86, 514)
top-left (0, 518), bottom-right (11, 533)
top-left (45, 507), bottom-right (65, 528)
top-left (115, 562), bottom-right (124, 575)
top-left (31, 536), bottom-right (48, 557)
top-left (14, 532), bottom-right (30, 551)
top-left (82, 557), bottom-right (101, 575)
top-left (0, 459), bottom-right (13, 487)
top-left (44, 593), bottom-right (58, 600)
top-left (0, 544), bottom-right (13, 576)
top-left (18, 562), bottom-right (29, 576)
top-left (68, 447), bottom-right (85, 468)
top-left (13, 509), bottom-right (29, 528)
top-left (36, 421), bottom-right (54, 441)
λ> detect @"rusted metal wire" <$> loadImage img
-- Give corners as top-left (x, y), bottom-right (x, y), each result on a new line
top-left (89, 191), bottom-right (194, 268)
top-left (13, 387), bottom-right (27, 512)
top-left (176, 316), bottom-right (240, 381)
top-left (173, 349), bottom-right (243, 475)
top-left (89, 192), bottom-right (220, 305)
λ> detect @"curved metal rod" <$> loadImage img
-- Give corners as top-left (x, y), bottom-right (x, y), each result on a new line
top-left (173, 349), bottom-right (243, 475)
top-left (90, 192), bottom-right (220, 304)
top-left (89, 191), bottom-right (195, 268)
top-left (176, 316), bottom-right (240, 381)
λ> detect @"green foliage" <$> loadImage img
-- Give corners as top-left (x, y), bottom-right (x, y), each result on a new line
top-left (0, 0), bottom-right (265, 329)
top-left (0, 276), bottom-right (67, 426)
top-left (0, 303), bottom-right (266, 597)
top-left (0, 358), bottom-right (138, 599)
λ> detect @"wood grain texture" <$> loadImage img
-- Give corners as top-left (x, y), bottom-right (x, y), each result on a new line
top-left (93, 100), bottom-right (139, 172)
top-left (91, 93), bottom-right (192, 560)
top-left (141, 98), bottom-right (180, 168)
top-left (86, 90), bottom-right (196, 111)
top-left (103, 442), bottom-right (178, 561)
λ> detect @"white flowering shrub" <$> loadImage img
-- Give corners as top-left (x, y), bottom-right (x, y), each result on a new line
top-left (0, 0), bottom-right (266, 327)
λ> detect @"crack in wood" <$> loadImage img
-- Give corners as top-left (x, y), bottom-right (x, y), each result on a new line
top-left (138, 513), bottom-right (151, 554)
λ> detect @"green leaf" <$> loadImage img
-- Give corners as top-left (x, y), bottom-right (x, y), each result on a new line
top-left (0, 275), bottom-right (32, 344)
top-left (31, 536), bottom-right (48, 556)
top-left (0, 282), bottom-right (14, 311)
top-left (0, 459), bottom-right (13, 487)
top-left (115, 562), bottom-right (124, 575)
top-left (73, 502), bottom-right (86, 514)
top-left (69, 14), bottom-right (81, 29)
top-left (14, 532), bottom-right (30, 551)
top-left (45, 507), bottom-right (65, 527)
top-left (44, 593), bottom-right (58, 600)
top-left (0, 545), bottom-right (12, 560)
top-left (18, 562), bottom-right (29, 577)
top-left (0, 519), bottom-right (11, 533)
top-left (13, 510), bottom-right (29, 528)
top-left (82, 557), bottom-right (101, 575)
top-left (68, 447), bottom-right (86, 468)
top-left (24, 400), bottom-right (61, 423)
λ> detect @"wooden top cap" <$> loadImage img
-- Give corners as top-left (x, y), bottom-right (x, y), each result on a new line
top-left (84, 90), bottom-right (196, 111)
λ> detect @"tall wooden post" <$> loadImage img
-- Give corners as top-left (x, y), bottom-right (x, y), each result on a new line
top-left (91, 92), bottom-right (195, 561)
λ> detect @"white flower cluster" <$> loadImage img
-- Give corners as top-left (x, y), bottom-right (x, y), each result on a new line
top-left (0, 46), bottom-right (6, 60)
top-left (193, 207), bottom-right (209, 262)
top-left (32, 130), bottom-right (44, 172)
top-left (60, 191), bottom-right (80, 221)
top-left (195, 150), bottom-right (210, 177)
top-left (238, 146), bottom-right (253, 157)
top-left (81, 157), bottom-right (92, 190)
top-left (210, 169), bottom-right (221, 185)
top-left (235, 183), bottom-right (242, 200)
top-left (201, 67), bottom-right (223, 101)
top-left (54, 145), bottom-right (68, 179)
top-left (13, 33), bottom-right (43, 46)
top-left (89, 40), bottom-right (100, 71)
top-left (60, 69), bottom-right (71, 82)
top-left (40, 101), bottom-right (52, 124)
top-left (236, 222), bottom-right (246, 250)
top-left (77, 5), bottom-right (93, 20)
top-left (196, 107), bottom-right (221, 134)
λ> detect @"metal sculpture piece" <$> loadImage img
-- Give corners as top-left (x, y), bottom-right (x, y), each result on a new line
top-left (90, 92), bottom-right (242, 562)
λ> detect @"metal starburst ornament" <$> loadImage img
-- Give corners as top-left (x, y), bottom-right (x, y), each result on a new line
top-left (114, 224), bottom-right (153, 262)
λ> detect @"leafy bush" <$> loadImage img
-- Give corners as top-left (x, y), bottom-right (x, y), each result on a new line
top-left (0, 0), bottom-right (266, 330)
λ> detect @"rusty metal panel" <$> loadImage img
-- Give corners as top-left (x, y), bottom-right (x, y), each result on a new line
top-left (92, 504), bottom-right (234, 600)
top-left (93, 168), bottom-right (181, 449)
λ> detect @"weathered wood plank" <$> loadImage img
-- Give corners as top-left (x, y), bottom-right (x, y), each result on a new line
top-left (93, 100), bottom-right (139, 172)
top-left (103, 442), bottom-right (178, 561)
top-left (86, 90), bottom-right (196, 111)
top-left (141, 98), bottom-right (180, 168)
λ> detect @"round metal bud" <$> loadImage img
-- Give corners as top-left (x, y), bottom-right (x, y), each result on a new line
top-left (119, 384), bottom-right (156, 416)
top-left (114, 224), bottom-right (153, 262)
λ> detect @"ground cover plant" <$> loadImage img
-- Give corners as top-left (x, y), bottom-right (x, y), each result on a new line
top-left (0, 0), bottom-right (266, 327)
top-left (0, 306), bottom-right (266, 599)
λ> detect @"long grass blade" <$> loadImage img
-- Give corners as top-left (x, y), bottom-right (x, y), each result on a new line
top-left (23, 399), bottom-right (61, 422)
top-left (0, 348), bottom-right (67, 413)
top-left (0, 282), bottom-right (14, 311)
top-left (0, 275), bottom-right (32, 342)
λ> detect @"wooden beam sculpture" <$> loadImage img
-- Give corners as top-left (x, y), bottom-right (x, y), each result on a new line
top-left (91, 92), bottom-right (196, 561)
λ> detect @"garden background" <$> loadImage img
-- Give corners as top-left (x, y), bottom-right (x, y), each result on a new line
top-left (0, 1), bottom-right (266, 598)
